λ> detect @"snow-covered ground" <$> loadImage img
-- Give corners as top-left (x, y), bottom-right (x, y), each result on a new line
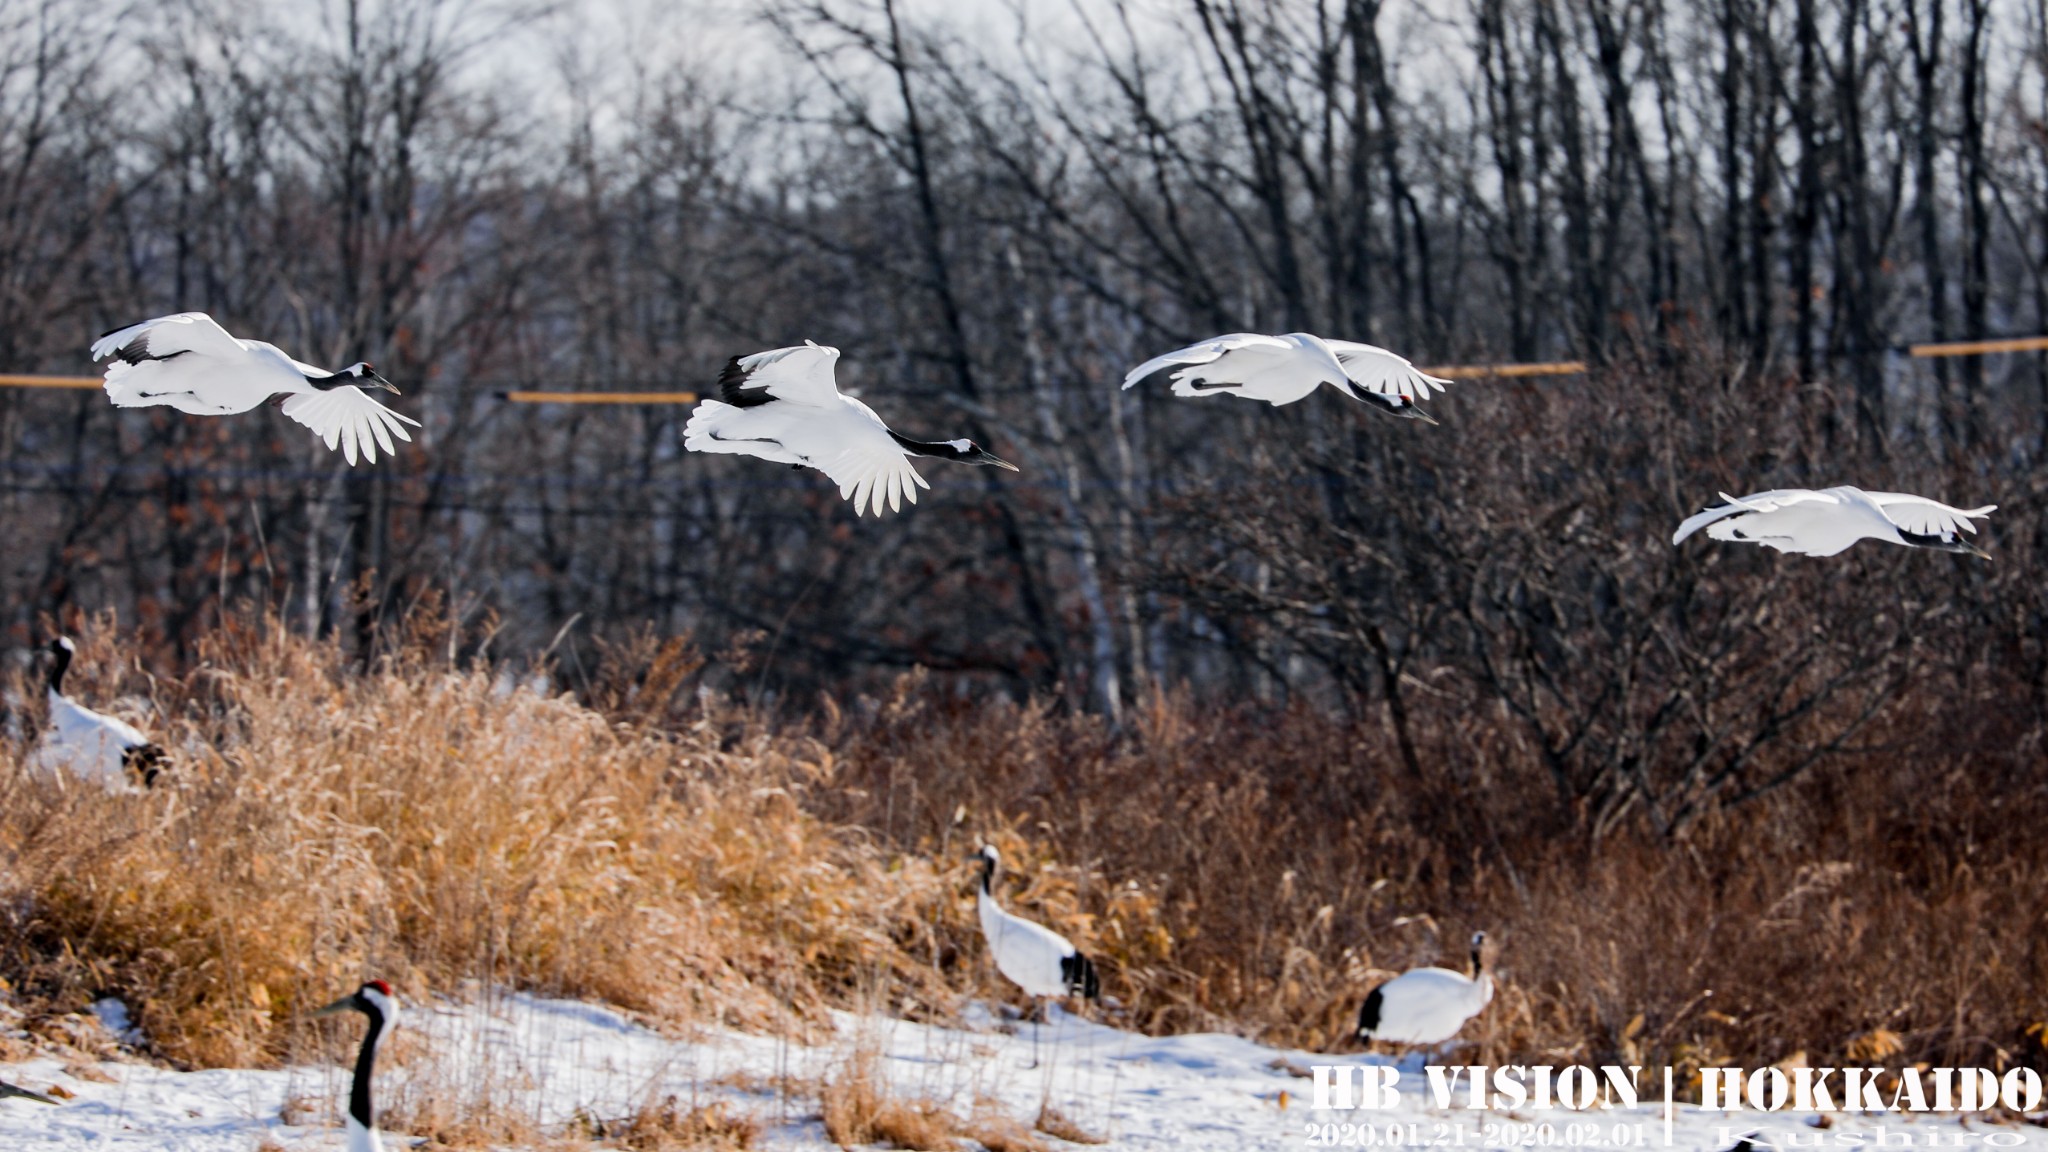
top-left (2, 991), bottom-right (2042, 1150)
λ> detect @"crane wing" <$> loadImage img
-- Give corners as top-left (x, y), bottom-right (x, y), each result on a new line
top-left (279, 387), bottom-right (420, 465)
top-left (1120, 333), bottom-right (1295, 389)
top-left (811, 438), bottom-right (930, 517)
top-left (719, 341), bottom-right (844, 408)
top-left (91, 312), bottom-right (246, 364)
top-left (1671, 489), bottom-right (1833, 545)
top-left (1323, 339), bottom-right (1451, 399)
top-left (1866, 492), bottom-right (1996, 536)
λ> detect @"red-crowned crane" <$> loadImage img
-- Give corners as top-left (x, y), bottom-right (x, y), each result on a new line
top-left (1673, 487), bottom-right (1995, 558)
top-left (1123, 332), bottom-right (1449, 423)
top-left (311, 980), bottom-right (399, 1152)
top-left (684, 341), bottom-right (1017, 517)
top-left (91, 312), bottom-right (417, 465)
top-left (1357, 932), bottom-right (1495, 1048)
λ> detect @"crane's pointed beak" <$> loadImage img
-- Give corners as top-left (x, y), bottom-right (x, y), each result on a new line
top-left (309, 995), bottom-right (356, 1018)
top-left (369, 372), bottom-right (401, 396)
top-left (1405, 405), bottom-right (1440, 426)
top-left (1961, 538), bottom-right (1992, 560)
top-left (968, 445), bottom-right (1019, 471)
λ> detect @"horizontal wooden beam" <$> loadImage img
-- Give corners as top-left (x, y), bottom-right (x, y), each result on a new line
top-left (0, 374), bottom-right (100, 389)
top-left (1421, 360), bottom-right (1588, 379)
top-left (1907, 335), bottom-right (2048, 358)
top-left (498, 390), bottom-right (699, 404)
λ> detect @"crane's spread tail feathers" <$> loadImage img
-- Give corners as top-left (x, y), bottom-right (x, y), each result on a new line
top-left (1061, 951), bottom-right (1101, 1000)
top-left (682, 399), bottom-right (745, 452)
top-left (683, 400), bottom-right (819, 469)
top-left (101, 360), bottom-right (221, 413)
top-left (1674, 491), bottom-right (1829, 546)
top-left (1167, 374), bottom-right (1240, 400)
top-left (1356, 985), bottom-right (1385, 1039)
top-left (122, 743), bottom-right (169, 789)
top-left (1121, 348), bottom-right (1217, 391)
top-left (100, 359), bottom-right (152, 406)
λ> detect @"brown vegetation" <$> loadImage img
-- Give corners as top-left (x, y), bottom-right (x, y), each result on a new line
top-left (2, 0), bottom-right (2043, 1144)
top-left (3, 608), bottom-right (2044, 1093)
top-left (0, 611), bottom-right (959, 1069)
top-left (818, 1034), bottom-right (1050, 1152)
top-left (811, 681), bottom-right (2048, 1073)
top-left (819, 1041), bottom-right (963, 1151)
top-left (585, 1097), bottom-right (760, 1150)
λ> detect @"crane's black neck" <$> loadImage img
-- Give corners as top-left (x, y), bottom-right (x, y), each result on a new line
top-left (890, 430), bottom-right (972, 462)
top-left (350, 1000), bottom-right (387, 1132)
top-left (1898, 529), bottom-right (1972, 553)
top-left (1469, 942), bottom-right (1485, 979)
top-left (977, 854), bottom-right (996, 895)
top-left (303, 369), bottom-right (354, 391)
top-left (46, 644), bottom-right (70, 696)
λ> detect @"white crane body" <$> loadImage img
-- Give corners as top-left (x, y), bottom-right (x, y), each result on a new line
top-left (1358, 932), bottom-right (1494, 1047)
top-left (1122, 332), bottom-right (1448, 420)
top-left (35, 638), bottom-right (165, 790)
top-left (973, 846), bottom-right (1100, 1002)
top-left (90, 312), bottom-right (418, 465)
top-left (1673, 487), bottom-right (1995, 558)
top-left (685, 342), bottom-right (1016, 516)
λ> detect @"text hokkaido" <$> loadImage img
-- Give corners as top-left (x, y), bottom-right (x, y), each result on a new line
top-left (1698, 1067), bottom-right (2041, 1113)
top-left (1310, 1065), bottom-right (2044, 1114)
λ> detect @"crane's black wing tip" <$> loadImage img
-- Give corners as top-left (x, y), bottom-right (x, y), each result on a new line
top-left (718, 356), bottom-right (775, 408)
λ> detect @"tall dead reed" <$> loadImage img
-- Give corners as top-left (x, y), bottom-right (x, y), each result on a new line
top-left (3, 608), bottom-right (2043, 1090)
top-left (0, 612), bottom-right (957, 1067)
top-left (808, 677), bottom-right (2048, 1079)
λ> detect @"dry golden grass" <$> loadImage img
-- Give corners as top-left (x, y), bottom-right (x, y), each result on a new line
top-left (1032, 1105), bottom-right (1103, 1145)
top-left (806, 678), bottom-right (2048, 1080)
top-left (818, 1040), bottom-right (969, 1151)
top-left (583, 1096), bottom-right (759, 1150)
top-left (964, 1106), bottom-right (1052, 1152)
top-left (4, 604), bottom-right (2044, 1104)
top-left (0, 611), bottom-right (960, 1068)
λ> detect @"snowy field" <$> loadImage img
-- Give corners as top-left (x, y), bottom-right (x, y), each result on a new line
top-left (3, 991), bottom-right (2043, 1151)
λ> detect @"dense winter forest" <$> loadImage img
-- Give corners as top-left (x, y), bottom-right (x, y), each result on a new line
top-left (2, 0), bottom-right (2045, 836)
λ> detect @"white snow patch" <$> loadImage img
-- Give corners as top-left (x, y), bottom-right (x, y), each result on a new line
top-left (0, 992), bottom-right (2041, 1150)
top-left (88, 999), bottom-right (143, 1047)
